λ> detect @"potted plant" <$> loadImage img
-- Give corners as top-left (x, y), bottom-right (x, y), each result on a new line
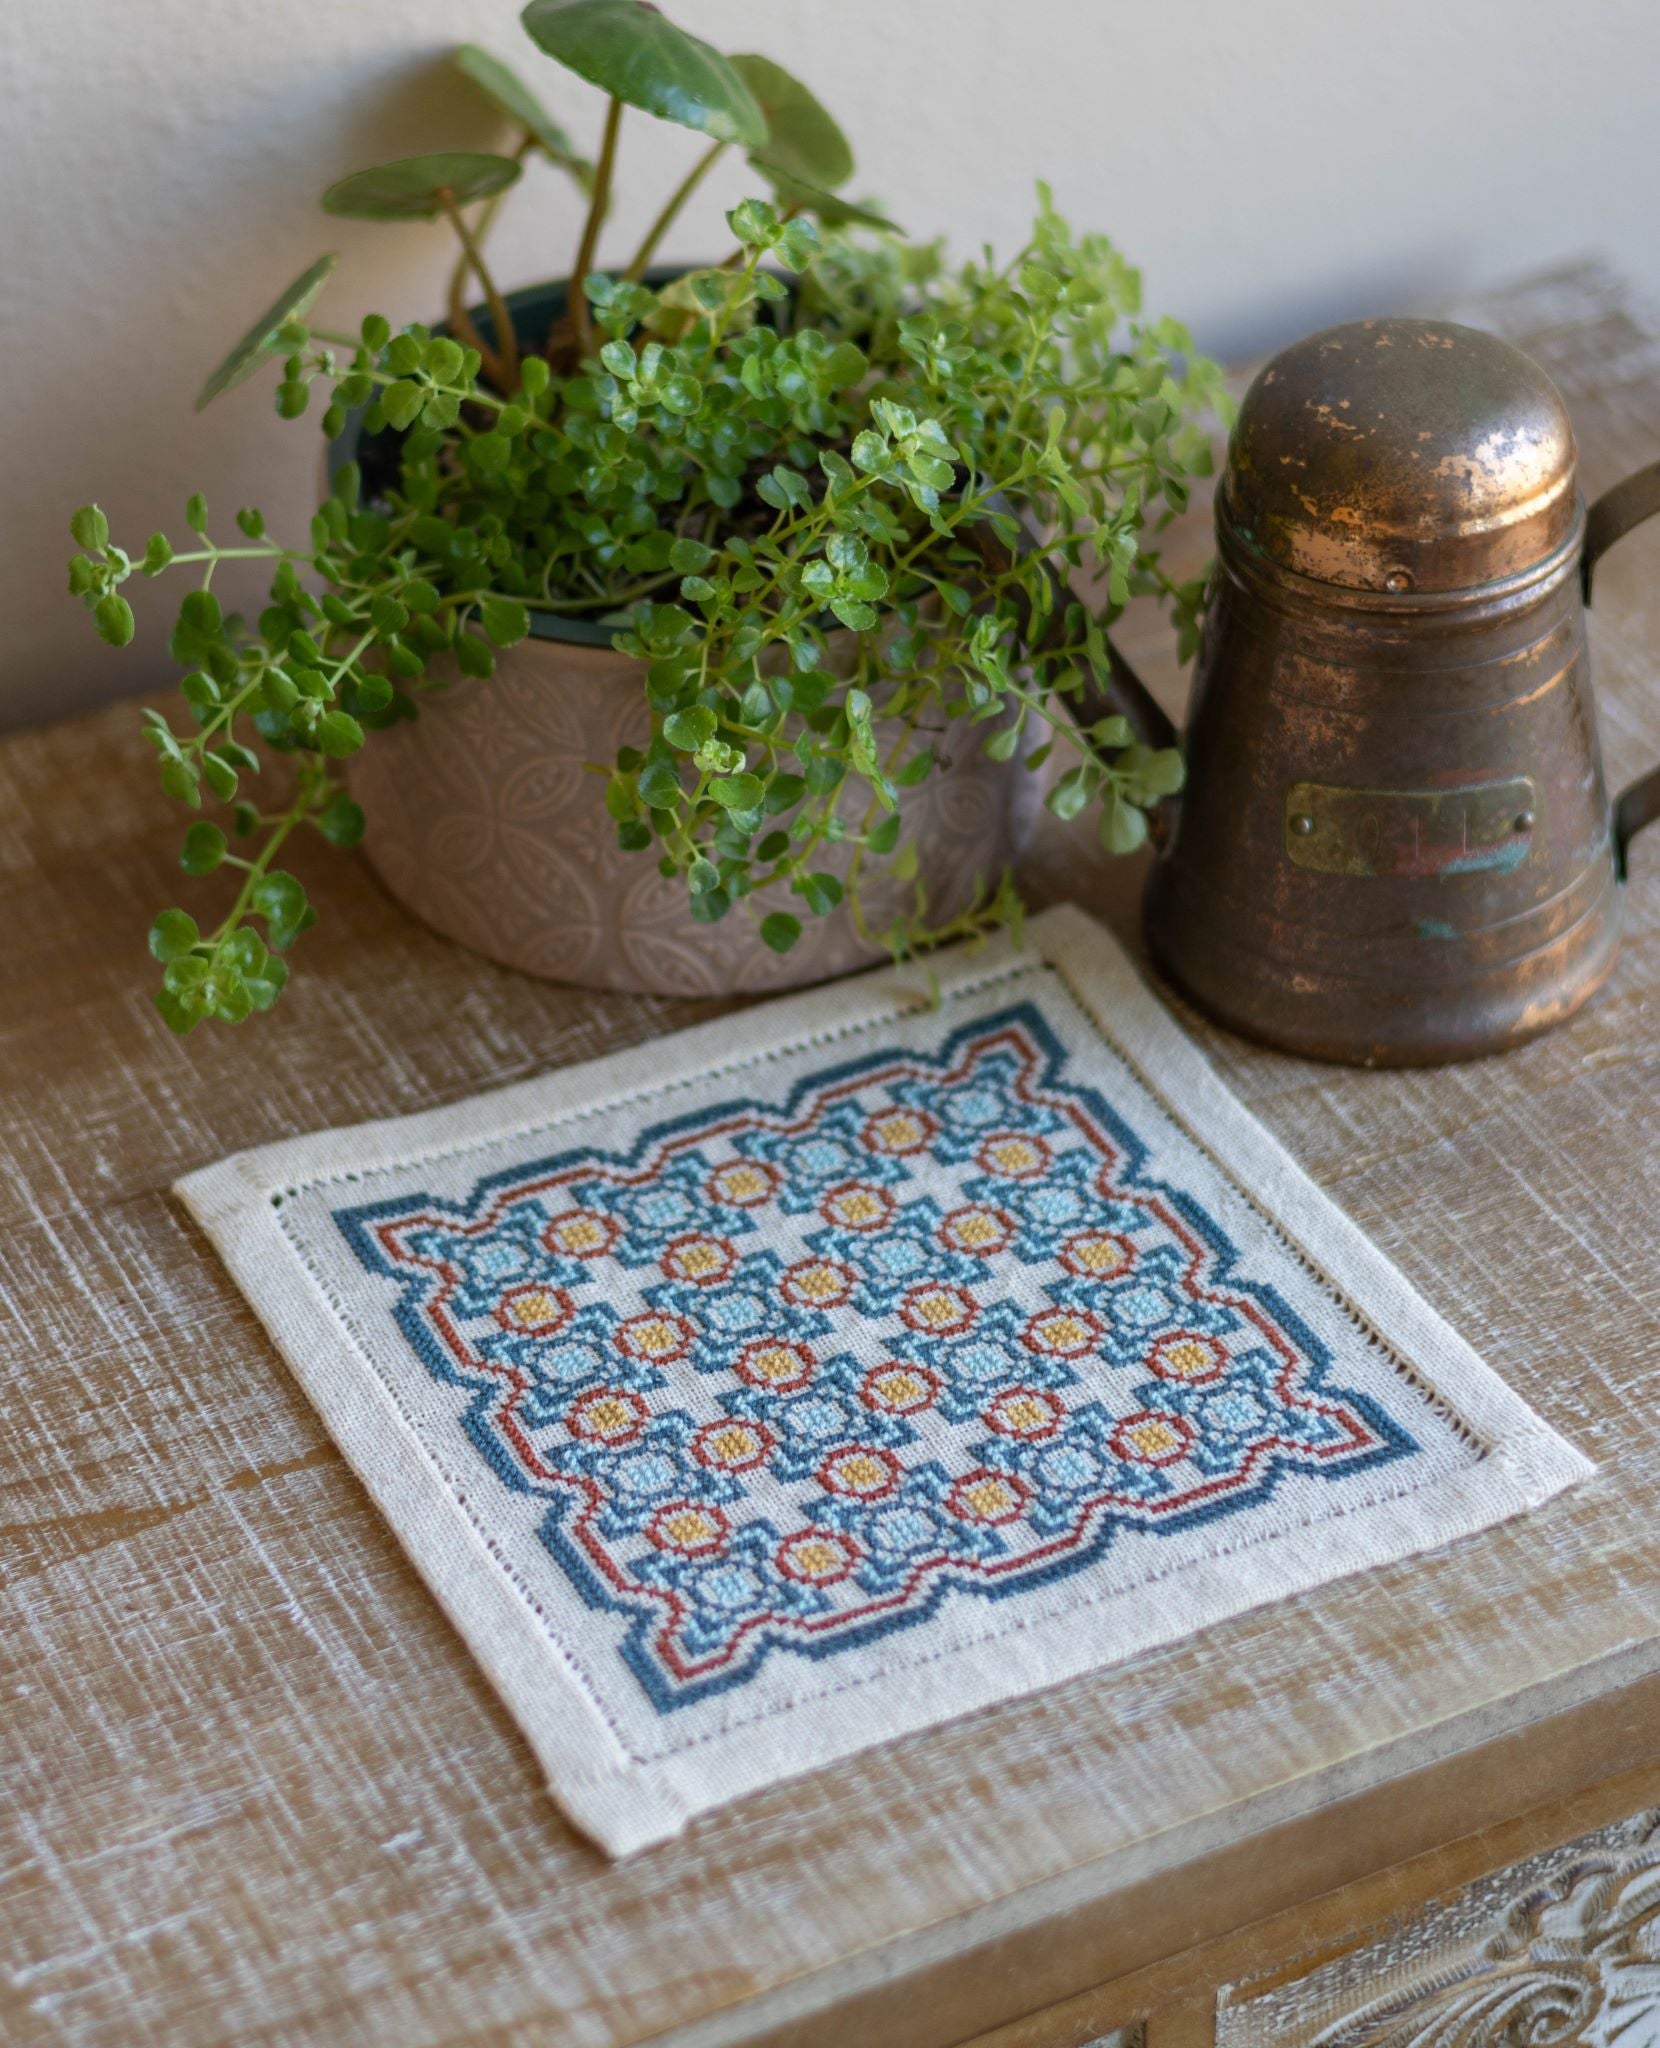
top-left (67, 0), bottom-right (1226, 1029)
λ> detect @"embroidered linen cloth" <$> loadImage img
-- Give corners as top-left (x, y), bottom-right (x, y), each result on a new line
top-left (177, 905), bottom-right (1590, 1855)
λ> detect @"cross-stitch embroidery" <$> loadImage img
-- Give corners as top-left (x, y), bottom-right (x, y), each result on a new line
top-left (334, 1003), bottom-right (1415, 1711)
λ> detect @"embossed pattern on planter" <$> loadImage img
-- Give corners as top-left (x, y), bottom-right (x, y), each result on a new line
top-left (347, 635), bottom-right (1029, 997)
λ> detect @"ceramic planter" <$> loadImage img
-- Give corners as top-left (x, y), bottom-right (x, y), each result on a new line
top-left (333, 277), bottom-right (1030, 999)
top-left (344, 625), bottom-right (1027, 998)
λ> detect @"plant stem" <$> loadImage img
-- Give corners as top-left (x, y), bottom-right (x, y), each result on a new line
top-left (443, 135), bottom-right (535, 384)
top-left (442, 267), bottom-right (500, 392)
top-left (529, 574), bottom-right (679, 613)
top-left (702, 243), bottom-right (765, 358)
top-left (163, 545), bottom-right (297, 568)
top-left (564, 95), bottom-right (623, 362)
top-left (625, 139), bottom-right (726, 282)
top-left (440, 189), bottom-right (514, 391)
top-left (829, 686), bottom-right (924, 945)
top-left (210, 793), bottom-right (307, 944)
top-left (320, 628), bottom-right (377, 690)
top-left (186, 665), bottom-right (270, 761)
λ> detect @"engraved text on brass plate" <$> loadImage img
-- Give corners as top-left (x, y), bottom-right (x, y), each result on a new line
top-left (1284, 777), bottom-right (1538, 879)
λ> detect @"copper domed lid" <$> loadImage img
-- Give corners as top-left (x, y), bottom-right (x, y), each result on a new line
top-left (1220, 318), bottom-right (1579, 593)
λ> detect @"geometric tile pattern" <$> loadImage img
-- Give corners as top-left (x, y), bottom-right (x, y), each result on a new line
top-left (335, 1005), bottom-right (1411, 1711)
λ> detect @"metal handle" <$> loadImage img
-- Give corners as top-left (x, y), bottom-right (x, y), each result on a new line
top-left (1582, 457), bottom-right (1660, 878)
top-left (1582, 457), bottom-right (1660, 603)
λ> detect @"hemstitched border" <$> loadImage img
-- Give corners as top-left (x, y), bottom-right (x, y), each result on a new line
top-left (174, 903), bottom-right (1593, 1852)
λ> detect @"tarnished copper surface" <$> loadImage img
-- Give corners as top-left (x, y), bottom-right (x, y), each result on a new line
top-left (1094, 316), bottom-right (1660, 1066)
top-left (1222, 318), bottom-right (1579, 594)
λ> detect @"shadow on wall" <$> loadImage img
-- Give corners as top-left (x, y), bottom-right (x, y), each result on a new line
top-left (1206, 251), bottom-right (1486, 369)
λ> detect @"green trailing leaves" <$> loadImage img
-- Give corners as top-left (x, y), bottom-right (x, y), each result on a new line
top-left (72, 24), bottom-right (1227, 1037)
top-left (709, 771), bottom-right (763, 812)
top-left (797, 871), bottom-right (843, 915)
top-left (252, 870), bottom-right (309, 943)
top-left (315, 709), bottom-right (365, 756)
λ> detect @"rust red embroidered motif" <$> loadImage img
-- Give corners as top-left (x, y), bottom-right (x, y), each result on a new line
top-left (336, 1006), bottom-right (1409, 1709)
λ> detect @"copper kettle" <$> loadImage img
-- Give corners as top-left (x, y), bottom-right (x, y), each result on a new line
top-left (1105, 317), bottom-right (1660, 1066)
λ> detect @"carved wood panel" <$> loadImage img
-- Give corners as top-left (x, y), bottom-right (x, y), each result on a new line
top-left (1215, 1810), bottom-right (1660, 2046)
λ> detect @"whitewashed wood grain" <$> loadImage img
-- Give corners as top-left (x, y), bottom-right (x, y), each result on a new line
top-left (1, 261), bottom-right (1658, 2048)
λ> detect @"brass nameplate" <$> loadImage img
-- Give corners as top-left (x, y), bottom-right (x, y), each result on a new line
top-left (1284, 776), bottom-right (1537, 878)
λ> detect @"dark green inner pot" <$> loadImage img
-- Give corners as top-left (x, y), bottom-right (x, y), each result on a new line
top-left (326, 269), bottom-right (694, 650)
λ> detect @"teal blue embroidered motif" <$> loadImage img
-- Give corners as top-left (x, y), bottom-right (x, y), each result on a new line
top-left (334, 1000), bottom-right (1415, 1712)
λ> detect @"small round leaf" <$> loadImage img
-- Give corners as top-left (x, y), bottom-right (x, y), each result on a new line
top-left (316, 797), bottom-right (366, 847)
top-left (70, 505), bottom-right (110, 552)
top-left (94, 594), bottom-right (135, 647)
top-left (798, 871), bottom-right (843, 915)
top-left (160, 759), bottom-right (200, 806)
top-left (149, 908), bottom-right (201, 962)
top-left (637, 756), bottom-right (684, 810)
top-left (662, 705), bottom-right (715, 752)
top-left (709, 771), bottom-right (763, 812)
top-left (252, 870), bottom-right (307, 932)
top-left (181, 822), bottom-right (227, 875)
top-left (1137, 746), bottom-right (1187, 798)
top-left (201, 752), bottom-right (238, 802)
top-left (321, 152), bottom-right (522, 222)
top-left (478, 595), bottom-right (530, 646)
top-left (520, 0), bottom-right (766, 146)
top-left (1099, 790), bottom-right (1151, 856)
top-left (315, 709), bottom-right (366, 756)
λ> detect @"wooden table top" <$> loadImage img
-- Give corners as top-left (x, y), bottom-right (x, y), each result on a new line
top-left (4, 261), bottom-right (1659, 2048)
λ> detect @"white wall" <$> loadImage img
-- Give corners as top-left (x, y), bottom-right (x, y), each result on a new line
top-left (5, 0), bottom-right (1658, 729)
